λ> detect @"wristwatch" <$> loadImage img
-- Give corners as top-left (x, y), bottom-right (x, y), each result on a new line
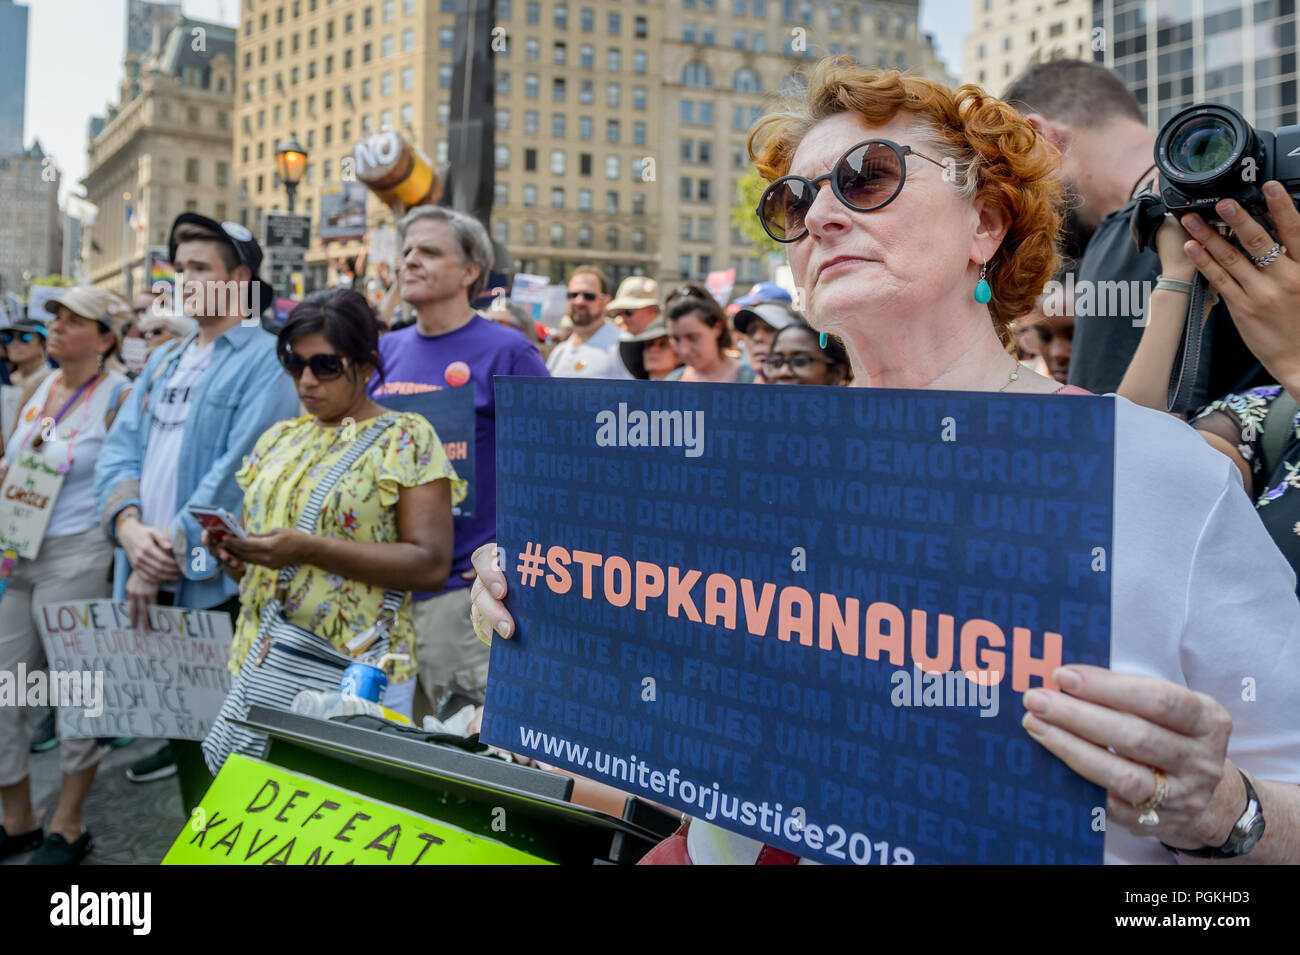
top-left (1161, 770), bottom-right (1265, 859)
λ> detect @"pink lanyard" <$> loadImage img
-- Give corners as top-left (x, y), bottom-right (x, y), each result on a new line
top-left (26, 372), bottom-right (104, 475)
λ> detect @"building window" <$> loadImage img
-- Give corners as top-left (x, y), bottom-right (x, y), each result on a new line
top-left (632, 193), bottom-right (645, 215)
top-left (605, 155), bottom-right (620, 179)
top-left (401, 67), bottom-right (414, 90)
top-left (605, 191), bottom-right (619, 213)
top-left (402, 28), bottom-right (414, 52)
top-left (438, 102), bottom-right (450, 125)
top-left (526, 37), bottom-right (539, 59)
top-left (493, 220), bottom-right (508, 244)
top-left (698, 179), bottom-right (712, 202)
top-left (608, 49), bottom-right (622, 71)
top-left (578, 188), bottom-right (592, 210)
top-left (186, 158), bottom-right (200, 183)
top-left (553, 77), bottom-right (567, 100)
top-left (382, 72), bottom-right (394, 95)
top-left (554, 4), bottom-right (568, 29)
top-left (550, 224), bottom-right (564, 245)
top-left (523, 220), bottom-right (538, 243)
top-left (682, 63), bottom-right (713, 87)
top-left (495, 146), bottom-right (510, 168)
top-left (606, 83), bottom-right (621, 107)
top-left (495, 182), bottom-right (509, 205)
top-left (580, 43), bottom-right (594, 68)
top-left (439, 65), bottom-right (452, 87)
top-left (440, 27), bottom-right (455, 49)
top-left (632, 228), bottom-right (645, 250)
top-left (382, 35), bottom-right (394, 58)
top-left (580, 153), bottom-right (593, 175)
top-left (577, 226), bottom-right (592, 248)
top-left (553, 113), bottom-right (567, 137)
top-left (607, 119), bottom-right (620, 142)
top-left (551, 150), bottom-right (567, 174)
top-left (525, 110), bottom-right (539, 134)
top-left (608, 12), bottom-right (620, 34)
top-left (580, 116), bottom-right (593, 139)
top-left (526, 74), bottom-right (539, 97)
top-left (581, 6), bottom-right (594, 31)
top-left (580, 80), bottom-right (594, 104)
top-left (634, 50), bottom-right (647, 74)
top-left (552, 187), bottom-right (565, 208)
top-left (497, 72), bottom-right (511, 95)
top-left (523, 184), bottom-right (538, 205)
top-left (633, 121), bottom-right (646, 145)
top-left (400, 104), bottom-right (412, 127)
top-left (380, 108), bottom-right (393, 127)
top-left (524, 148), bottom-right (537, 171)
top-left (497, 108), bottom-right (511, 130)
top-left (635, 16), bottom-right (647, 39)
top-left (554, 40), bottom-right (567, 64)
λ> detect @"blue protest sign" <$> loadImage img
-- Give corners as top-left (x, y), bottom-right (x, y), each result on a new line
top-left (377, 385), bottom-right (476, 517)
top-left (481, 378), bottom-right (1113, 865)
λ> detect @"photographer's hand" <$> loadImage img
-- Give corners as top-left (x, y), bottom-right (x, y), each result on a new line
top-left (1180, 182), bottom-right (1300, 396)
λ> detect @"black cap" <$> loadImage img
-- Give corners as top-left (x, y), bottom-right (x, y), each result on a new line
top-left (168, 212), bottom-right (272, 321)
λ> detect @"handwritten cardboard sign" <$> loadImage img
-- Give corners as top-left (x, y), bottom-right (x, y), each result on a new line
top-left (482, 379), bottom-right (1115, 865)
top-left (0, 452), bottom-right (65, 558)
top-left (37, 599), bottom-right (235, 741)
top-left (163, 755), bottom-right (550, 865)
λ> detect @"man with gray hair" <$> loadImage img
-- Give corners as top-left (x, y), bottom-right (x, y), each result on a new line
top-left (369, 206), bottom-right (549, 723)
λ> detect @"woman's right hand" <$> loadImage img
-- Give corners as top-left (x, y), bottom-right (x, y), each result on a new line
top-left (470, 542), bottom-right (514, 643)
top-left (201, 529), bottom-right (245, 582)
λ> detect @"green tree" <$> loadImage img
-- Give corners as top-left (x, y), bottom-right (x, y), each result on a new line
top-left (731, 168), bottom-right (782, 258)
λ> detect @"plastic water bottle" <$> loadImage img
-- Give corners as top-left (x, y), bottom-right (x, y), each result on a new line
top-left (290, 690), bottom-right (411, 724)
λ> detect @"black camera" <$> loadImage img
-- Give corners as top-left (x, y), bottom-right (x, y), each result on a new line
top-left (1155, 103), bottom-right (1300, 224)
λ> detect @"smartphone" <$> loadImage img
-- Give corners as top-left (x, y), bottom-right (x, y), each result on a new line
top-left (188, 505), bottom-right (247, 546)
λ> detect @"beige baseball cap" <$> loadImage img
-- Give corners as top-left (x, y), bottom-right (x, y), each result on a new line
top-left (607, 275), bottom-right (660, 312)
top-left (44, 286), bottom-right (132, 337)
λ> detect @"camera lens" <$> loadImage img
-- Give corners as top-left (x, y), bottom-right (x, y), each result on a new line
top-left (1168, 116), bottom-right (1237, 174)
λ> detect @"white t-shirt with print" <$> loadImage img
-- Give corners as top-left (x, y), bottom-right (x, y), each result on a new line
top-left (545, 322), bottom-right (633, 380)
top-left (140, 340), bottom-right (214, 533)
top-left (684, 396), bottom-right (1300, 866)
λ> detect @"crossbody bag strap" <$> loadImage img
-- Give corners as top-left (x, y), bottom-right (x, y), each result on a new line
top-left (275, 416), bottom-right (399, 594)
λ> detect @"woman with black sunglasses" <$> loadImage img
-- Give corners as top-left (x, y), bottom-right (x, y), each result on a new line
top-left (202, 290), bottom-right (466, 731)
top-left (471, 58), bottom-right (1300, 867)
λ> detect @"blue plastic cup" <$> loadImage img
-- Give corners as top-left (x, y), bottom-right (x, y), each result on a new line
top-left (340, 662), bottom-right (388, 703)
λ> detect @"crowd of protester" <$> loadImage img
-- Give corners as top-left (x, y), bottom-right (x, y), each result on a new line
top-left (1, 54), bottom-right (1298, 866)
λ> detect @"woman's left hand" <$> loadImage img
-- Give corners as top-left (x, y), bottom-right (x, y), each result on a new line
top-left (1179, 182), bottom-right (1300, 386)
top-left (1021, 664), bottom-right (1240, 849)
top-left (222, 528), bottom-right (314, 570)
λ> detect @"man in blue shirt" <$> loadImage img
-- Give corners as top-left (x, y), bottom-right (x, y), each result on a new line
top-left (95, 214), bottom-right (300, 801)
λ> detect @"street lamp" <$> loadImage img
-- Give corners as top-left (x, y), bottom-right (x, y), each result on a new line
top-left (275, 133), bottom-right (308, 213)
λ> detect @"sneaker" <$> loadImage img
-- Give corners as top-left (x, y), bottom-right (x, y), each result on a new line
top-left (27, 831), bottom-right (91, 865)
top-left (0, 825), bottom-right (44, 862)
top-left (29, 712), bottom-right (59, 753)
top-left (125, 744), bottom-right (177, 783)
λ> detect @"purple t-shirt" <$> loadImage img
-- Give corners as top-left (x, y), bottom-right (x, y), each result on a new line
top-left (370, 314), bottom-right (550, 596)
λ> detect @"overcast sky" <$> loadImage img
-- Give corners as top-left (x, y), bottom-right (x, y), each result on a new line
top-left (22, 0), bottom-right (970, 206)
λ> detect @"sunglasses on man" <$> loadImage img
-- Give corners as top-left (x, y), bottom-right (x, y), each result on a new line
top-left (756, 139), bottom-right (948, 243)
top-left (280, 350), bottom-right (350, 381)
top-left (566, 290), bottom-right (602, 301)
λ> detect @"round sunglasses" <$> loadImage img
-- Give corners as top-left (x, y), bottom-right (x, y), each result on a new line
top-left (280, 350), bottom-right (349, 381)
top-left (756, 139), bottom-right (948, 243)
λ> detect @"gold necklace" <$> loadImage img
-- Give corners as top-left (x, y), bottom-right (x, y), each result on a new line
top-left (998, 355), bottom-right (1021, 392)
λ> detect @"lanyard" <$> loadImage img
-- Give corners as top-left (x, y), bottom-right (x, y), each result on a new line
top-left (27, 371), bottom-right (105, 474)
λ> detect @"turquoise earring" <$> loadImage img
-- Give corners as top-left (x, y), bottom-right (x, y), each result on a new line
top-left (974, 262), bottom-right (992, 304)
top-left (819, 332), bottom-right (828, 348)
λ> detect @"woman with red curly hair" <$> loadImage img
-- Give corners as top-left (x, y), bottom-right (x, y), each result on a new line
top-left (470, 59), bottom-right (1300, 866)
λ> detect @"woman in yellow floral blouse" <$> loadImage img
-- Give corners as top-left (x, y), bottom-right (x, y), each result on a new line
top-left (205, 290), bottom-right (466, 711)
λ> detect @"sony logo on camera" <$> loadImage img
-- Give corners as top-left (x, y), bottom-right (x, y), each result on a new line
top-left (1155, 102), bottom-right (1300, 223)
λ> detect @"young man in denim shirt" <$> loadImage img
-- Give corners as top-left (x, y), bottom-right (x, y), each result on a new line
top-left (95, 214), bottom-right (300, 800)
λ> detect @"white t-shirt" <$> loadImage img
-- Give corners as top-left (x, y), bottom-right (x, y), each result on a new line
top-left (685, 396), bottom-right (1300, 865)
top-left (545, 322), bottom-right (633, 380)
top-left (7, 370), bottom-right (129, 538)
top-left (140, 340), bottom-right (214, 533)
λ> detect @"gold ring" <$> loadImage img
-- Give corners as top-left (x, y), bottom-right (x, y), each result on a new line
top-left (1133, 769), bottom-right (1168, 826)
